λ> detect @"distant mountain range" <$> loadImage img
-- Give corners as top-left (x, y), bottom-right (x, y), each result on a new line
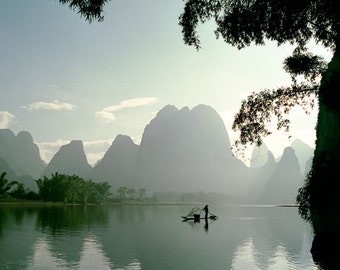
top-left (0, 104), bottom-right (314, 204)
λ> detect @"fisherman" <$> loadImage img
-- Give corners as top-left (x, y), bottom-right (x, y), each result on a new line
top-left (202, 205), bottom-right (209, 219)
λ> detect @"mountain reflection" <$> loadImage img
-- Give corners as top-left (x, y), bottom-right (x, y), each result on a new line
top-left (231, 238), bottom-right (259, 269)
top-left (29, 235), bottom-right (141, 270)
top-left (0, 205), bottom-right (319, 270)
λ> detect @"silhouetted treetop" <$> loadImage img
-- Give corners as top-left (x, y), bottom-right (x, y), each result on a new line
top-left (283, 48), bottom-right (328, 82)
top-left (59, 0), bottom-right (109, 22)
top-left (179, 0), bottom-right (338, 50)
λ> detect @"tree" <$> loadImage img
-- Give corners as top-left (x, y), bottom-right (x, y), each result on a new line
top-left (9, 183), bottom-right (26, 199)
top-left (138, 188), bottom-right (146, 200)
top-left (90, 181), bottom-right (112, 203)
top-left (127, 188), bottom-right (136, 199)
top-left (36, 172), bottom-right (71, 202)
top-left (0, 172), bottom-right (18, 198)
top-left (117, 186), bottom-right (128, 199)
top-left (36, 173), bottom-right (111, 203)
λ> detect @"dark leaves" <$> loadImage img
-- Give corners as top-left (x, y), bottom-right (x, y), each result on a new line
top-left (58, 0), bottom-right (109, 22)
top-left (179, 0), bottom-right (337, 50)
top-left (232, 83), bottom-right (319, 159)
top-left (179, 0), bottom-right (222, 50)
top-left (284, 49), bottom-right (327, 82)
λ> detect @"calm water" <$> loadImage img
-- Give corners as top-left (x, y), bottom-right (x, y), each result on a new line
top-left (0, 204), bottom-right (318, 270)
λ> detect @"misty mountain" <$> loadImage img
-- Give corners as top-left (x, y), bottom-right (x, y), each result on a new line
top-left (88, 134), bottom-right (139, 190)
top-left (0, 104), bottom-right (313, 204)
top-left (257, 147), bottom-right (303, 205)
top-left (290, 139), bottom-right (314, 175)
top-left (245, 140), bottom-right (314, 204)
top-left (41, 140), bottom-right (92, 179)
top-left (0, 129), bottom-right (45, 179)
top-left (250, 142), bottom-right (270, 168)
top-left (132, 104), bottom-right (248, 194)
top-left (0, 156), bottom-right (17, 180)
top-left (245, 150), bottom-right (276, 203)
top-left (0, 155), bottom-right (37, 191)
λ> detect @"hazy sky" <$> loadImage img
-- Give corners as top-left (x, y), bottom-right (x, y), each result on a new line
top-left (0, 0), bottom-right (333, 165)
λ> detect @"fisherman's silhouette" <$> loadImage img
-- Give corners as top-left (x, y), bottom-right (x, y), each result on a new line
top-left (202, 205), bottom-right (209, 220)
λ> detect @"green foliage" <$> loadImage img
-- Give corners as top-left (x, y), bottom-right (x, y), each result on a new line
top-left (58, 0), bottom-right (110, 22)
top-left (35, 173), bottom-right (111, 204)
top-left (0, 172), bottom-right (40, 201)
top-left (117, 186), bottom-right (128, 199)
top-left (231, 83), bottom-right (319, 157)
top-left (9, 183), bottom-right (27, 199)
top-left (92, 181), bottom-right (112, 202)
top-left (0, 172), bottom-right (18, 198)
top-left (179, 0), bottom-right (337, 50)
top-left (296, 171), bottom-right (312, 221)
top-left (127, 188), bottom-right (136, 199)
top-left (283, 49), bottom-right (327, 83)
top-left (59, 1), bottom-right (338, 51)
top-left (115, 187), bottom-right (152, 202)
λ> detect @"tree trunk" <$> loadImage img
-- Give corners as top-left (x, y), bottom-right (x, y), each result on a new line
top-left (309, 47), bottom-right (340, 268)
top-left (311, 48), bottom-right (340, 232)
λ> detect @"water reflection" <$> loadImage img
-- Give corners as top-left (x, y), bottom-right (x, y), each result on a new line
top-left (30, 237), bottom-right (70, 270)
top-left (231, 238), bottom-right (260, 270)
top-left (36, 205), bottom-right (109, 234)
top-left (0, 205), bottom-right (323, 269)
top-left (182, 217), bottom-right (214, 233)
top-left (27, 235), bottom-right (142, 270)
top-left (78, 235), bottom-right (113, 270)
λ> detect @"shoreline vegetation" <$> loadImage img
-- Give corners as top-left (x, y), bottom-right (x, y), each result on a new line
top-left (1, 172), bottom-right (298, 207)
top-left (0, 200), bottom-right (201, 206)
top-left (0, 172), bottom-right (235, 206)
top-left (0, 200), bottom-right (298, 207)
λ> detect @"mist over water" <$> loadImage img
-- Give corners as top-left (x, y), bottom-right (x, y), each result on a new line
top-left (0, 205), bottom-right (318, 270)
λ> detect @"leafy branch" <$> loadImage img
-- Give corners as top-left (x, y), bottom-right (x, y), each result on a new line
top-left (231, 83), bottom-right (318, 158)
top-left (59, 0), bottom-right (109, 22)
top-left (231, 50), bottom-right (327, 160)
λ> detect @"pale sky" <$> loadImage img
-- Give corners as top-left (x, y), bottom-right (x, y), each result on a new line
top-left (0, 0), bottom-right (333, 165)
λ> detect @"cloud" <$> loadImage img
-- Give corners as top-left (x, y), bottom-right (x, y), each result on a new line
top-left (95, 111), bottom-right (116, 122)
top-left (0, 111), bottom-right (16, 128)
top-left (83, 139), bottom-right (114, 165)
top-left (96, 97), bottom-right (159, 122)
top-left (23, 100), bottom-right (77, 111)
top-left (103, 97), bottom-right (159, 112)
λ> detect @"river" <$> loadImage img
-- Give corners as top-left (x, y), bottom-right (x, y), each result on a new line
top-left (0, 204), bottom-right (318, 269)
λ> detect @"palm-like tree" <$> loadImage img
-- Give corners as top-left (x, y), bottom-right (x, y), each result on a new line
top-left (0, 172), bottom-right (18, 197)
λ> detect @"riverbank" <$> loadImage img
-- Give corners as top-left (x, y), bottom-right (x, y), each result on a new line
top-left (0, 200), bottom-right (298, 207)
top-left (0, 199), bottom-right (204, 206)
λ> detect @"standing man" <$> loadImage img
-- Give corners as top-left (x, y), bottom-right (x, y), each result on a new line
top-left (203, 205), bottom-right (209, 219)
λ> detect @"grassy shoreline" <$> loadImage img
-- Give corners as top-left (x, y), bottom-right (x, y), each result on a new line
top-left (0, 199), bottom-right (204, 206)
top-left (0, 200), bottom-right (298, 207)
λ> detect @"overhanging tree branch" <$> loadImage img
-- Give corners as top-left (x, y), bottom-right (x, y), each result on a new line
top-left (232, 83), bottom-right (319, 157)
